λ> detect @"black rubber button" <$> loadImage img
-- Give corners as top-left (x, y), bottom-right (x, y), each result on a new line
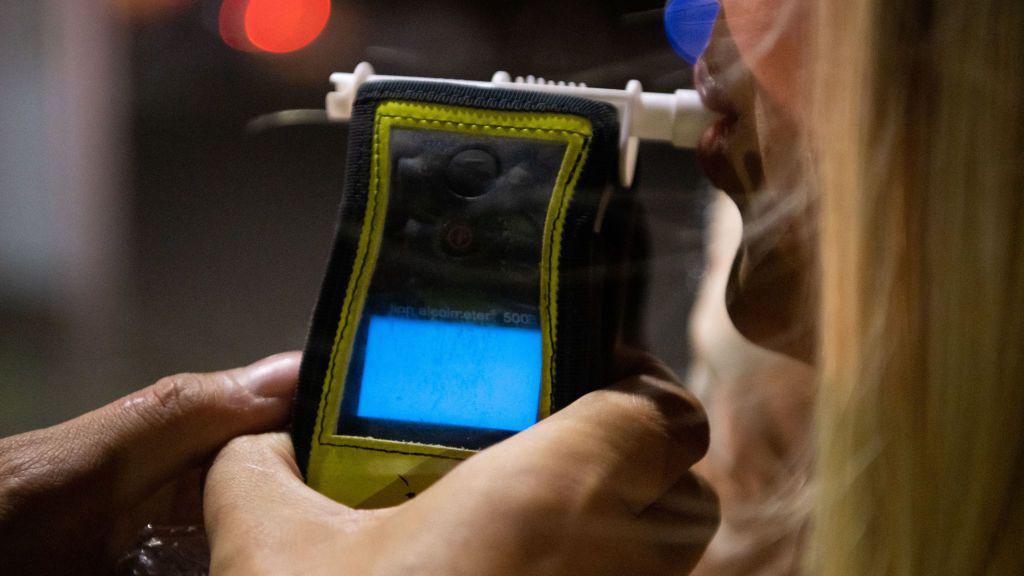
top-left (446, 149), bottom-right (498, 198)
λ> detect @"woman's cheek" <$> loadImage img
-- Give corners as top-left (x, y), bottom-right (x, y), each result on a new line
top-left (719, 0), bottom-right (811, 117)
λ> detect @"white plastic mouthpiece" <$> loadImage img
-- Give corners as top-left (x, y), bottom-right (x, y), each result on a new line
top-left (326, 62), bottom-right (717, 187)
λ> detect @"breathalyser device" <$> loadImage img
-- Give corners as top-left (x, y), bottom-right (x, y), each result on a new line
top-left (292, 63), bottom-right (713, 508)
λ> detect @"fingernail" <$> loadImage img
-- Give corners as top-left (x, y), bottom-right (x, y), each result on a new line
top-left (240, 351), bottom-right (302, 399)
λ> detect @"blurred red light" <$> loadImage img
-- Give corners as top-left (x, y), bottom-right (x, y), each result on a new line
top-left (219, 0), bottom-right (260, 52)
top-left (243, 0), bottom-right (331, 54)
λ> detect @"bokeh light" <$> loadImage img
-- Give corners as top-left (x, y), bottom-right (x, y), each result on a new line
top-left (219, 0), bottom-right (330, 53)
top-left (246, 0), bottom-right (331, 53)
top-left (219, 0), bottom-right (259, 51)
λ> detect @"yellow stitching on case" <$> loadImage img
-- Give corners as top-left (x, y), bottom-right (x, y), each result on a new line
top-left (306, 100), bottom-right (593, 507)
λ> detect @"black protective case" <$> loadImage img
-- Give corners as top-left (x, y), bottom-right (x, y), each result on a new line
top-left (291, 80), bottom-right (647, 474)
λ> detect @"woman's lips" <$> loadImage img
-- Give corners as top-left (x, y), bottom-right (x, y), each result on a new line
top-left (694, 58), bottom-right (746, 196)
top-left (697, 118), bottom-right (746, 198)
top-left (694, 58), bottom-right (739, 118)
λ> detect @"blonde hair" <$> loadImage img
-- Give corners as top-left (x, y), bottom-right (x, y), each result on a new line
top-left (811, 0), bottom-right (1024, 573)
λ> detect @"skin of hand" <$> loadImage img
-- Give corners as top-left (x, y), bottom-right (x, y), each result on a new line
top-left (0, 351), bottom-right (302, 575)
top-left (204, 355), bottom-right (719, 576)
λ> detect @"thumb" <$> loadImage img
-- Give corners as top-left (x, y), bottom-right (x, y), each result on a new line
top-left (459, 371), bottom-right (711, 517)
top-left (203, 432), bottom-right (339, 533)
top-left (1, 352), bottom-right (301, 514)
top-left (202, 432), bottom-right (363, 574)
top-left (413, 371), bottom-right (716, 575)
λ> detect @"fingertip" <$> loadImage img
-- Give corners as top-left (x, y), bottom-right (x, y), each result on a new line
top-left (607, 374), bottom-right (711, 464)
top-left (204, 433), bottom-right (307, 530)
top-left (252, 350), bottom-right (303, 367)
top-left (235, 351), bottom-right (302, 399)
top-left (611, 344), bottom-right (682, 384)
top-left (214, 432), bottom-right (298, 474)
top-left (508, 374), bottom-right (711, 515)
top-left (205, 433), bottom-right (299, 512)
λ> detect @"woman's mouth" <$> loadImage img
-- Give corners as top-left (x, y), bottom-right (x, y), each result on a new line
top-left (693, 57), bottom-right (748, 198)
top-left (694, 57), bottom-right (739, 118)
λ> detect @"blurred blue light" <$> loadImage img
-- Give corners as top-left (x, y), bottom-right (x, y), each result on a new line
top-left (664, 0), bottom-right (720, 65)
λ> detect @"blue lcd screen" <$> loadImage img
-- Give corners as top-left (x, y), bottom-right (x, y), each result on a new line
top-left (355, 316), bottom-right (542, 431)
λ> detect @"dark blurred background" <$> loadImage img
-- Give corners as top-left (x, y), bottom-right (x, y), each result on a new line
top-left (0, 0), bottom-right (710, 435)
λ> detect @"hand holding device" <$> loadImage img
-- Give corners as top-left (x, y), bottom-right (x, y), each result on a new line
top-left (208, 363), bottom-right (717, 576)
top-left (0, 352), bottom-right (300, 574)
